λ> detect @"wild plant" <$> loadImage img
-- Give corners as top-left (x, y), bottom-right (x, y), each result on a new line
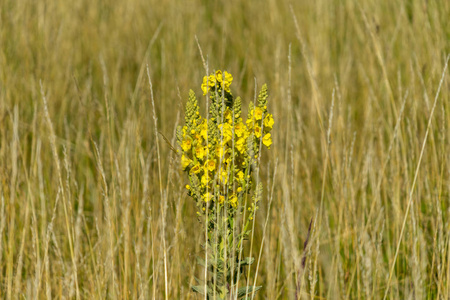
top-left (177, 70), bottom-right (274, 299)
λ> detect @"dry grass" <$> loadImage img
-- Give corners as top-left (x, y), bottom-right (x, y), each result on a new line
top-left (0, 0), bottom-right (449, 298)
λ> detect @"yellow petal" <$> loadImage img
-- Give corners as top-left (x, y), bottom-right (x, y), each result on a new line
top-left (262, 133), bottom-right (272, 148)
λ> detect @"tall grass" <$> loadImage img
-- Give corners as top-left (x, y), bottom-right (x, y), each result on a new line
top-left (0, 0), bottom-right (449, 298)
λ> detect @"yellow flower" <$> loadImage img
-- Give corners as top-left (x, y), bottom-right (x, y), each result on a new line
top-left (201, 77), bottom-right (208, 95)
top-left (219, 171), bottom-right (228, 184)
top-left (215, 145), bottom-right (226, 159)
top-left (205, 159), bottom-right (216, 172)
top-left (235, 121), bottom-right (245, 137)
top-left (215, 70), bottom-right (223, 83)
top-left (236, 138), bottom-right (246, 153)
top-left (194, 133), bottom-right (203, 143)
top-left (190, 163), bottom-right (202, 174)
top-left (202, 75), bottom-right (217, 95)
top-left (203, 192), bottom-right (213, 203)
top-left (201, 173), bottom-right (210, 186)
top-left (246, 116), bottom-right (255, 128)
top-left (224, 71), bottom-right (233, 84)
top-left (254, 107), bottom-right (263, 120)
top-left (200, 119), bottom-right (208, 139)
top-left (223, 71), bottom-right (233, 92)
top-left (181, 155), bottom-right (191, 169)
top-left (182, 72), bottom-right (274, 210)
top-left (195, 146), bottom-right (206, 160)
top-left (208, 75), bottom-right (216, 87)
top-left (181, 139), bottom-right (192, 152)
top-left (254, 124), bottom-right (262, 138)
top-left (214, 70), bottom-right (233, 93)
top-left (224, 108), bottom-right (233, 124)
top-left (262, 133), bottom-right (272, 148)
top-left (229, 194), bottom-right (238, 208)
top-left (264, 113), bottom-right (274, 129)
top-left (219, 123), bottom-right (233, 143)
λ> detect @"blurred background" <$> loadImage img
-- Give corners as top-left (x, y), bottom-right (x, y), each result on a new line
top-left (0, 0), bottom-right (449, 298)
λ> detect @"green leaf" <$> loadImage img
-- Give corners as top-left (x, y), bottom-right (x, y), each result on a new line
top-left (191, 284), bottom-right (217, 297)
top-left (196, 256), bottom-right (206, 267)
top-left (239, 257), bottom-right (255, 266)
top-left (191, 285), bottom-right (206, 295)
top-left (237, 286), bottom-right (262, 298)
top-left (193, 276), bottom-right (203, 284)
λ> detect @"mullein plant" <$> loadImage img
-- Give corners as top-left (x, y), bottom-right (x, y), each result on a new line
top-left (177, 70), bottom-right (274, 299)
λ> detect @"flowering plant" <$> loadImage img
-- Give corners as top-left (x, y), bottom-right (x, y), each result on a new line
top-left (177, 70), bottom-right (274, 298)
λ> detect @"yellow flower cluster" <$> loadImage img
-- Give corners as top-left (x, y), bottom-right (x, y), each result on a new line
top-left (178, 71), bottom-right (274, 214)
top-left (201, 70), bottom-right (233, 95)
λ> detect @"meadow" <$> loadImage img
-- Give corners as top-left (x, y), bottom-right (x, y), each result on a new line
top-left (0, 0), bottom-right (449, 298)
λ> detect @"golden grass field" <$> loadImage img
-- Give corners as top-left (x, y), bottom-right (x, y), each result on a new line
top-left (0, 0), bottom-right (449, 298)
